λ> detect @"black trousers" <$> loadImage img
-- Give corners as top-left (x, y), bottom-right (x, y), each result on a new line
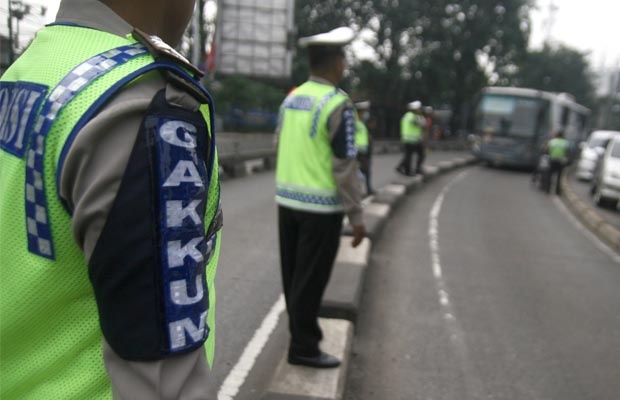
top-left (547, 159), bottom-right (565, 195)
top-left (278, 206), bottom-right (343, 357)
top-left (397, 142), bottom-right (425, 174)
top-left (358, 153), bottom-right (373, 194)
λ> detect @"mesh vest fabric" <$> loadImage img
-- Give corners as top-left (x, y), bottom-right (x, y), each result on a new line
top-left (275, 80), bottom-right (349, 213)
top-left (354, 119), bottom-right (369, 153)
top-left (0, 25), bottom-right (220, 399)
top-left (548, 137), bottom-right (569, 160)
top-left (400, 111), bottom-right (423, 143)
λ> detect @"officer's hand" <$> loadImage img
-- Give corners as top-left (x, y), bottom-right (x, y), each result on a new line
top-left (351, 224), bottom-right (366, 248)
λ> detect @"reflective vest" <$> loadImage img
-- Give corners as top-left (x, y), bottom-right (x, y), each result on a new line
top-left (400, 111), bottom-right (423, 143)
top-left (0, 25), bottom-right (220, 399)
top-left (355, 118), bottom-right (369, 154)
top-left (548, 137), bottom-right (570, 160)
top-left (276, 80), bottom-right (352, 213)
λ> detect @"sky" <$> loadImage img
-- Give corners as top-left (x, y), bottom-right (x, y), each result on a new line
top-left (4, 0), bottom-right (620, 71)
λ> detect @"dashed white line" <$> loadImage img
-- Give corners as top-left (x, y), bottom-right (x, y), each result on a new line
top-left (427, 171), bottom-right (484, 397)
top-left (217, 295), bottom-right (286, 400)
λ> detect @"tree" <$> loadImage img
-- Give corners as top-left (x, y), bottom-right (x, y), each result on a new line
top-left (293, 0), bottom-right (533, 137)
top-left (513, 44), bottom-right (596, 108)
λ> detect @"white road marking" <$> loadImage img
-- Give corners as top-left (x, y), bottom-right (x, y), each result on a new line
top-left (428, 171), bottom-right (484, 397)
top-left (217, 295), bottom-right (286, 400)
top-left (552, 196), bottom-right (620, 264)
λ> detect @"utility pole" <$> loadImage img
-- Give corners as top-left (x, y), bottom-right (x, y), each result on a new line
top-left (542, 0), bottom-right (558, 45)
top-left (7, 0), bottom-right (14, 64)
top-left (6, 0), bottom-right (46, 64)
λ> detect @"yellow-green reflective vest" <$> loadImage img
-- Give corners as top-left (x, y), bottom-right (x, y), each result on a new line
top-left (276, 80), bottom-right (351, 213)
top-left (548, 137), bottom-right (570, 160)
top-left (355, 119), bottom-right (369, 154)
top-left (0, 25), bottom-right (220, 399)
top-left (400, 111), bottom-right (423, 143)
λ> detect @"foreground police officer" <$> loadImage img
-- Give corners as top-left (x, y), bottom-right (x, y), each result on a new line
top-left (0, 0), bottom-right (222, 398)
top-left (396, 100), bottom-right (426, 176)
top-left (276, 27), bottom-right (366, 368)
top-left (545, 129), bottom-right (570, 195)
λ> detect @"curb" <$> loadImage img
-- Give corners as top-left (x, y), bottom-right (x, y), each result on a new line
top-left (262, 154), bottom-right (477, 400)
top-left (560, 173), bottom-right (620, 252)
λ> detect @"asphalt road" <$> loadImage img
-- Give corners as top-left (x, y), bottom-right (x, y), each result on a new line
top-left (345, 166), bottom-right (620, 400)
top-left (205, 151), bottom-right (464, 399)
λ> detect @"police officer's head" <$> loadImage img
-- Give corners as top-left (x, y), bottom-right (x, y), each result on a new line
top-left (555, 129), bottom-right (565, 138)
top-left (307, 45), bottom-right (346, 83)
top-left (299, 27), bottom-right (355, 85)
top-left (101, 0), bottom-right (196, 45)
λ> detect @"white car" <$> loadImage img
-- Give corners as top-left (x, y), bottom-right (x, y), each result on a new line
top-left (591, 135), bottom-right (620, 208)
top-left (576, 130), bottom-right (620, 181)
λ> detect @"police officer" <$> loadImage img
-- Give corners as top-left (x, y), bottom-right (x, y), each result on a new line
top-left (396, 100), bottom-right (426, 176)
top-left (276, 27), bottom-right (366, 368)
top-left (0, 0), bottom-right (222, 398)
top-left (545, 129), bottom-right (570, 195)
top-left (355, 100), bottom-right (374, 195)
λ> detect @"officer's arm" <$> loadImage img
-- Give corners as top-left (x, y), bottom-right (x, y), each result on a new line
top-left (59, 73), bottom-right (212, 399)
top-left (328, 102), bottom-right (364, 228)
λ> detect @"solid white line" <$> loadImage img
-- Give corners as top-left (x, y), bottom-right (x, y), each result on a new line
top-left (552, 196), bottom-right (620, 264)
top-left (217, 294), bottom-right (286, 400)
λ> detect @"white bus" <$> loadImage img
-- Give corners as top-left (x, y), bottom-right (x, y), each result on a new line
top-left (469, 86), bottom-right (590, 168)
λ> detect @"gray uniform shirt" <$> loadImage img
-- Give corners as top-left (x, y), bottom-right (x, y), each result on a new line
top-left (56, 1), bottom-right (210, 398)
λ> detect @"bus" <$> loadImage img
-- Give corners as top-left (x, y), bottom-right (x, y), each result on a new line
top-left (469, 86), bottom-right (590, 168)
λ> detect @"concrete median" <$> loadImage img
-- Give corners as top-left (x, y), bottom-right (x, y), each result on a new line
top-left (560, 172), bottom-right (620, 252)
top-left (262, 154), bottom-right (478, 400)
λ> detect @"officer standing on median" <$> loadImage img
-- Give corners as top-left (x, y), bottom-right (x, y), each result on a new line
top-left (0, 0), bottom-right (222, 398)
top-left (355, 100), bottom-right (374, 195)
top-left (396, 100), bottom-right (426, 176)
top-left (545, 129), bottom-right (570, 195)
top-left (275, 27), bottom-right (366, 368)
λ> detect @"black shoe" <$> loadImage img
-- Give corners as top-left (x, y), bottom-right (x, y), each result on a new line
top-left (395, 166), bottom-right (407, 175)
top-left (288, 351), bottom-right (341, 368)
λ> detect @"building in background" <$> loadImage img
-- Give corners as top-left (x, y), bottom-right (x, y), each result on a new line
top-left (214, 0), bottom-right (295, 80)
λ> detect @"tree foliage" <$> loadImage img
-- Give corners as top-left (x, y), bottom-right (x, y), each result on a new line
top-left (294, 0), bottom-right (533, 136)
top-left (513, 44), bottom-right (596, 108)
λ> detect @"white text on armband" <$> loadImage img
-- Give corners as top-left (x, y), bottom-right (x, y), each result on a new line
top-left (155, 118), bottom-right (212, 352)
top-left (0, 82), bottom-right (48, 158)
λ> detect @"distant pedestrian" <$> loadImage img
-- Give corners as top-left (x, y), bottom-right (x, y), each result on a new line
top-left (355, 100), bottom-right (374, 195)
top-left (544, 129), bottom-right (570, 195)
top-left (396, 100), bottom-right (426, 176)
top-left (275, 27), bottom-right (366, 368)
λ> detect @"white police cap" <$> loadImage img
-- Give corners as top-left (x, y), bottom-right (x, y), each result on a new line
top-left (298, 27), bottom-right (356, 48)
top-left (355, 101), bottom-right (371, 110)
top-left (407, 100), bottom-right (422, 110)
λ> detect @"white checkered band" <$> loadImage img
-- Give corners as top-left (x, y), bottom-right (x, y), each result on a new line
top-left (24, 43), bottom-right (148, 259)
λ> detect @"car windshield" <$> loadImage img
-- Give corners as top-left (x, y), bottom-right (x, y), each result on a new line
top-left (589, 136), bottom-right (611, 148)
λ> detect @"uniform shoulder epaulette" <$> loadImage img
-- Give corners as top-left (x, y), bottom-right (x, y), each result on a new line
top-left (132, 28), bottom-right (204, 79)
top-left (132, 28), bottom-right (210, 104)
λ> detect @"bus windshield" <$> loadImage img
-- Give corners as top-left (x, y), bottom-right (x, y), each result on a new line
top-left (477, 94), bottom-right (547, 138)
